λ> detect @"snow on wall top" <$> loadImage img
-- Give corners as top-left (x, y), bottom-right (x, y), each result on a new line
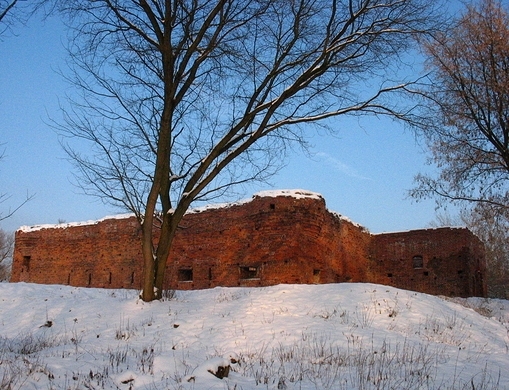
top-left (18, 213), bottom-right (136, 233)
top-left (187, 189), bottom-right (324, 214)
top-left (17, 189), bottom-right (325, 233)
top-left (15, 188), bottom-right (468, 235)
top-left (254, 189), bottom-right (323, 200)
top-left (371, 226), bottom-right (469, 235)
top-left (329, 211), bottom-right (369, 232)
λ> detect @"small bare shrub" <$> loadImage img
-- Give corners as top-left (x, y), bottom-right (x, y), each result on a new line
top-left (161, 289), bottom-right (177, 301)
top-left (3, 332), bottom-right (63, 355)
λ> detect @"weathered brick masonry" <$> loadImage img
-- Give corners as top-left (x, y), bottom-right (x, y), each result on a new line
top-left (11, 190), bottom-right (487, 297)
top-left (369, 229), bottom-right (486, 297)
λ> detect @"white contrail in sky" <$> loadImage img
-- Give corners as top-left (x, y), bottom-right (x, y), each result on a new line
top-left (316, 152), bottom-right (371, 180)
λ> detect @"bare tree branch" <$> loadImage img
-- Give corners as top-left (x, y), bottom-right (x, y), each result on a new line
top-left (0, 0), bottom-right (17, 23)
top-left (0, 146), bottom-right (34, 222)
top-left (0, 0), bottom-right (49, 37)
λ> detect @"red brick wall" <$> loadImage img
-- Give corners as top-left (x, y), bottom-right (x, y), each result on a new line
top-left (10, 192), bottom-right (487, 297)
top-left (166, 195), bottom-right (372, 290)
top-left (369, 228), bottom-right (486, 297)
top-left (12, 217), bottom-right (144, 289)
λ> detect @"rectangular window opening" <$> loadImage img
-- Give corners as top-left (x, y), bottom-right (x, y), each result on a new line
top-left (178, 268), bottom-right (193, 282)
top-left (240, 266), bottom-right (259, 280)
top-left (22, 255), bottom-right (31, 272)
top-left (312, 269), bottom-right (321, 284)
top-left (412, 255), bottom-right (424, 269)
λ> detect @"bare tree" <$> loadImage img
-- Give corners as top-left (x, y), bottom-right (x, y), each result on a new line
top-left (466, 205), bottom-right (509, 299)
top-left (0, 228), bottom-right (13, 281)
top-left (55, 0), bottom-right (444, 301)
top-left (411, 0), bottom-right (509, 298)
top-left (412, 0), bottom-right (509, 215)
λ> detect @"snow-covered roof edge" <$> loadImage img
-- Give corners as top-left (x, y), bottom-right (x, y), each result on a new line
top-left (187, 189), bottom-right (324, 214)
top-left (186, 189), bottom-right (370, 232)
top-left (18, 213), bottom-right (135, 233)
top-left (329, 211), bottom-right (370, 232)
top-left (17, 189), bottom-right (325, 233)
top-left (255, 189), bottom-right (323, 200)
top-left (371, 226), bottom-right (469, 235)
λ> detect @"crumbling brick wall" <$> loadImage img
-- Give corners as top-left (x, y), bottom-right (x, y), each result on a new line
top-left (369, 228), bottom-right (486, 297)
top-left (10, 191), bottom-right (487, 297)
top-left (166, 194), bottom-right (372, 290)
top-left (13, 216), bottom-right (143, 289)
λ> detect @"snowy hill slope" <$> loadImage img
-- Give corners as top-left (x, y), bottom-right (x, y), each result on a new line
top-left (0, 282), bottom-right (508, 389)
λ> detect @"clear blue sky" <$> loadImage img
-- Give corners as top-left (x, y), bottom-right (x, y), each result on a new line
top-left (0, 7), bottom-right (460, 234)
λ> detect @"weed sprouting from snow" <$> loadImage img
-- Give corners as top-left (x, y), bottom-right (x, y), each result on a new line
top-left (116, 315), bottom-right (137, 340)
top-left (232, 332), bottom-right (456, 389)
top-left (137, 345), bottom-right (156, 374)
top-left (108, 345), bottom-right (129, 372)
top-left (355, 303), bottom-right (375, 328)
top-left (1, 330), bottom-right (66, 356)
top-left (418, 312), bottom-right (472, 348)
top-left (214, 289), bottom-right (248, 303)
top-left (313, 305), bottom-right (345, 321)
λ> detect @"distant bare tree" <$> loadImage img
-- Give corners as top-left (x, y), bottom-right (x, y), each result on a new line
top-left (55, 0), bottom-right (444, 301)
top-left (0, 229), bottom-right (13, 281)
top-left (412, 0), bottom-right (509, 215)
top-left (463, 206), bottom-right (509, 299)
top-left (411, 0), bottom-right (509, 299)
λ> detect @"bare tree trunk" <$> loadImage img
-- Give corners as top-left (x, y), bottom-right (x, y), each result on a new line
top-left (141, 222), bottom-right (156, 302)
top-left (141, 111), bottom-right (173, 300)
top-left (154, 215), bottom-right (178, 296)
top-left (142, 207), bottom-right (185, 300)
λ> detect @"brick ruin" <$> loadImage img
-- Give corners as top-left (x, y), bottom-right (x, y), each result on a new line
top-left (10, 190), bottom-right (487, 297)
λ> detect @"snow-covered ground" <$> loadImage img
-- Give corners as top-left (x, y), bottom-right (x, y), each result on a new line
top-left (1, 282), bottom-right (508, 389)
